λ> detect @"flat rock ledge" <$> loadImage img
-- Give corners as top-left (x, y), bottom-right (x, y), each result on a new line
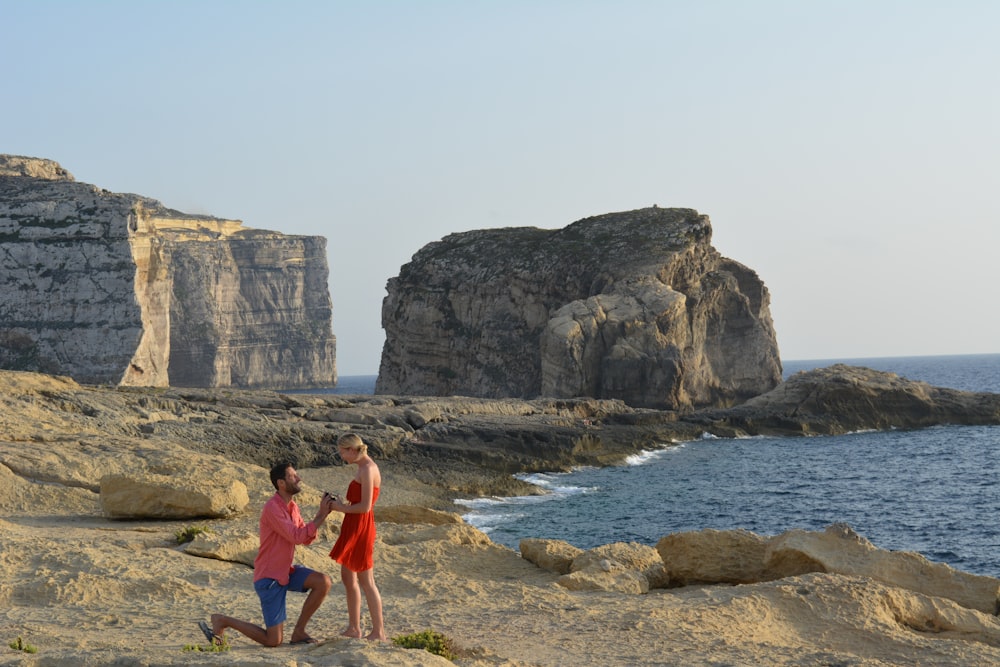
top-left (522, 524), bottom-right (1000, 615)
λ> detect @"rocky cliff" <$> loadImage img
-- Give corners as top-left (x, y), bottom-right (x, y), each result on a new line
top-left (0, 155), bottom-right (336, 388)
top-left (377, 207), bottom-right (781, 409)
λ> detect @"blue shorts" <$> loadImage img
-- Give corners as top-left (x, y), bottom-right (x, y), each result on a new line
top-left (253, 566), bottom-right (315, 628)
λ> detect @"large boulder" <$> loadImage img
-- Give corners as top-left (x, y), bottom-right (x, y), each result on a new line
top-left (377, 207), bottom-right (781, 410)
top-left (100, 472), bottom-right (249, 519)
top-left (519, 538), bottom-right (583, 575)
top-left (655, 524), bottom-right (1000, 615)
top-left (556, 541), bottom-right (668, 593)
top-left (657, 528), bottom-right (780, 586)
top-left (765, 524), bottom-right (1000, 614)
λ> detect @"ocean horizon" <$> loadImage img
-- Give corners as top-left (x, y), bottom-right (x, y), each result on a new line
top-left (301, 352), bottom-right (1000, 396)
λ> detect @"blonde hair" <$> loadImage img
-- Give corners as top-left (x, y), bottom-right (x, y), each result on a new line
top-left (337, 433), bottom-right (367, 455)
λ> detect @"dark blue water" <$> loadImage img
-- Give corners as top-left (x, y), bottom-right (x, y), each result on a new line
top-left (456, 353), bottom-right (1000, 577)
top-left (282, 375), bottom-right (378, 395)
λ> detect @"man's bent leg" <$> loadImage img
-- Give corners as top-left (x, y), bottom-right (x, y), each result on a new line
top-left (290, 570), bottom-right (332, 643)
top-left (211, 613), bottom-right (284, 647)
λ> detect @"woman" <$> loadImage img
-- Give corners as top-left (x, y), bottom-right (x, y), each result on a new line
top-left (328, 433), bottom-right (386, 641)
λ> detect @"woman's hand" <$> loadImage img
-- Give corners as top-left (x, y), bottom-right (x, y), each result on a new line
top-left (326, 495), bottom-right (351, 512)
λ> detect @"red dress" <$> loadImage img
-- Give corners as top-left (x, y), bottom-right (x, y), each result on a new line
top-left (329, 480), bottom-right (380, 572)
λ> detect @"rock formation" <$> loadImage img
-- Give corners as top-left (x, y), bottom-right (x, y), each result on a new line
top-left (686, 363), bottom-right (1000, 436)
top-left (521, 524), bottom-right (1000, 615)
top-left (99, 472), bottom-right (249, 519)
top-left (0, 155), bottom-right (335, 388)
top-left (377, 207), bottom-right (781, 410)
top-left (654, 524), bottom-right (1000, 614)
top-left (559, 541), bottom-right (670, 594)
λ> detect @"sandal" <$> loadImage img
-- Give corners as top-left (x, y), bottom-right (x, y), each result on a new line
top-left (197, 620), bottom-right (223, 645)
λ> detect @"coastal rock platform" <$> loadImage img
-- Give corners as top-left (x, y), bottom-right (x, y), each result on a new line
top-left (2, 367), bottom-right (1000, 665)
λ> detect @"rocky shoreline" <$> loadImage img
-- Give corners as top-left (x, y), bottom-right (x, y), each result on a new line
top-left (113, 363), bottom-right (1000, 480)
top-left (6, 361), bottom-right (998, 518)
top-left (2, 366), bottom-right (1000, 665)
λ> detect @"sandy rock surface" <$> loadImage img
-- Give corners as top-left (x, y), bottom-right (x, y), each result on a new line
top-left (2, 370), bottom-right (1000, 665)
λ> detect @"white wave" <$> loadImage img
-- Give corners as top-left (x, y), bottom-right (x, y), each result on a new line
top-left (514, 472), bottom-right (594, 496)
top-left (514, 471), bottom-right (561, 487)
top-left (513, 491), bottom-right (589, 505)
top-left (453, 497), bottom-right (506, 510)
top-left (453, 490), bottom-right (578, 516)
top-left (624, 448), bottom-right (677, 466)
top-left (453, 473), bottom-right (597, 524)
top-left (462, 510), bottom-right (526, 532)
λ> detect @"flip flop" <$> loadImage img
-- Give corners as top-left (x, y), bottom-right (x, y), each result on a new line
top-left (198, 620), bottom-right (222, 645)
top-left (290, 636), bottom-right (318, 645)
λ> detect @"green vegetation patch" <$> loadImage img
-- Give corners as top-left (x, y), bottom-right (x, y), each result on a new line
top-left (175, 525), bottom-right (212, 545)
top-left (393, 630), bottom-right (458, 661)
top-left (182, 637), bottom-right (230, 653)
top-left (8, 636), bottom-right (37, 654)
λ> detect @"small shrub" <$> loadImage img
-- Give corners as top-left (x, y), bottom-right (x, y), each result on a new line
top-left (182, 637), bottom-right (230, 652)
top-left (8, 636), bottom-right (37, 654)
top-left (393, 630), bottom-right (457, 661)
top-left (175, 525), bottom-right (211, 545)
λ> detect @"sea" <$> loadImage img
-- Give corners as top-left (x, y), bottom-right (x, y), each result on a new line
top-left (332, 355), bottom-right (1000, 577)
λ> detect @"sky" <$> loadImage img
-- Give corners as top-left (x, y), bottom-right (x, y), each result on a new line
top-left (4, 1), bottom-right (998, 376)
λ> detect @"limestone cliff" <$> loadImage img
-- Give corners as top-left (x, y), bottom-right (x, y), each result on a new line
top-left (0, 155), bottom-right (336, 388)
top-left (377, 207), bottom-right (780, 409)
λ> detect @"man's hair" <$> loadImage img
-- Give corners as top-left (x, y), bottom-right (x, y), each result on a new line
top-left (270, 462), bottom-right (292, 490)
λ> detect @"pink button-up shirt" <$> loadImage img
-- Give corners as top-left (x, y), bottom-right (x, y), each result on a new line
top-left (252, 493), bottom-right (317, 584)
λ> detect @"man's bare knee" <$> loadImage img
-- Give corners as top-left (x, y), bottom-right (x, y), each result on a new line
top-left (263, 628), bottom-right (284, 647)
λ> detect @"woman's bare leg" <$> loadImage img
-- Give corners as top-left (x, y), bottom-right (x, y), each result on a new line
top-left (358, 569), bottom-right (386, 641)
top-left (340, 566), bottom-right (363, 638)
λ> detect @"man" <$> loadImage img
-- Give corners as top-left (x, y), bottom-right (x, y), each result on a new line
top-left (198, 462), bottom-right (335, 646)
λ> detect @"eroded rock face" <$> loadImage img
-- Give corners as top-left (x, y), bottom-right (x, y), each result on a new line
top-left (656, 528), bottom-right (777, 586)
top-left (565, 541), bottom-right (670, 592)
top-left (377, 207), bottom-right (780, 409)
top-left (764, 523), bottom-right (1000, 615)
top-left (655, 524), bottom-right (1000, 613)
top-left (519, 538), bottom-right (583, 575)
top-left (0, 155), bottom-right (336, 388)
top-left (99, 472), bottom-right (249, 519)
